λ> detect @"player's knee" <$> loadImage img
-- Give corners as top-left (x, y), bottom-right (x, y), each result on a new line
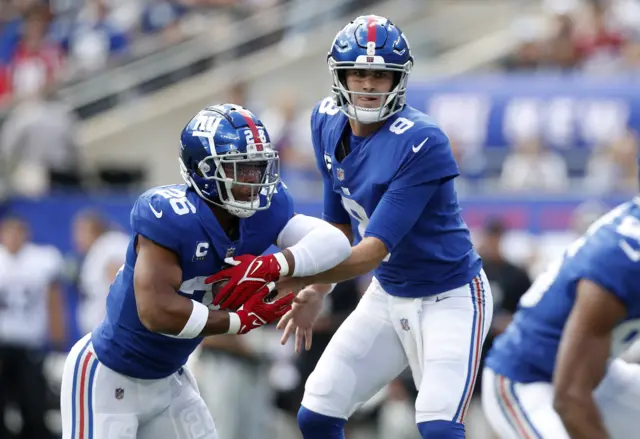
top-left (297, 405), bottom-right (346, 439)
top-left (417, 420), bottom-right (465, 439)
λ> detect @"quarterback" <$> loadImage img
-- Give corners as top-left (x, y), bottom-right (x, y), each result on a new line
top-left (210, 15), bottom-right (493, 439)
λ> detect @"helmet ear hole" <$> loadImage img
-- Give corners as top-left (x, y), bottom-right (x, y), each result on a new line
top-left (337, 70), bottom-right (348, 88)
top-left (392, 72), bottom-right (402, 89)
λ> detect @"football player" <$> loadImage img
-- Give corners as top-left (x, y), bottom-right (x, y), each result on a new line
top-left (482, 196), bottom-right (640, 439)
top-left (209, 16), bottom-right (493, 439)
top-left (59, 104), bottom-right (352, 439)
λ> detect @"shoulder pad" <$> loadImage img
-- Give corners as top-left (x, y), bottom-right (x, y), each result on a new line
top-left (576, 214), bottom-right (640, 307)
top-left (270, 181), bottom-right (295, 217)
top-left (131, 185), bottom-right (197, 252)
top-left (313, 97), bottom-right (341, 121)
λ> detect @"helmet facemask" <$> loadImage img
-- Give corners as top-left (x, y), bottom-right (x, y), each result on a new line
top-left (328, 57), bottom-right (413, 124)
top-left (180, 147), bottom-right (280, 218)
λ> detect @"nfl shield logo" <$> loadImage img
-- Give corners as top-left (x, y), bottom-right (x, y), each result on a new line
top-left (337, 168), bottom-right (344, 181)
top-left (115, 388), bottom-right (124, 400)
top-left (400, 318), bottom-right (410, 331)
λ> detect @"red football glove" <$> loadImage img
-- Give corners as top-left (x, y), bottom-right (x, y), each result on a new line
top-left (205, 254), bottom-right (286, 310)
top-left (230, 283), bottom-right (294, 334)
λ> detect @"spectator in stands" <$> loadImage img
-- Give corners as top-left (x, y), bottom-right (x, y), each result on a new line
top-left (140, 0), bottom-right (188, 45)
top-left (194, 330), bottom-right (273, 438)
top-left (477, 218), bottom-right (532, 358)
top-left (500, 16), bottom-right (546, 72)
top-left (545, 9), bottom-right (580, 71)
top-left (468, 218), bottom-right (531, 439)
top-left (0, 87), bottom-right (81, 196)
top-left (72, 209), bottom-right (129, 336)
top-left (0, 214), bottom-right (65, 439)
top-left (620, 33), bottom-right (640, 72)
top-left (0, 0), bottom-right (41, 66)
top-left (499, 137), bottom-right (569, 192)
top-left (574, 0), bottom-right (626, 74)
top-left (63, 0), bottom-right (129, 74)
top-left (377, 374), bottom-right (422, 439)
top-left (529, 200), bottom-right (608, 280)
top-left (260, 89), bottom-right (320, 199)
top-left (584, 128), bottom-right (639, 194)
top-left (0, 3), bottom-right (63, 104)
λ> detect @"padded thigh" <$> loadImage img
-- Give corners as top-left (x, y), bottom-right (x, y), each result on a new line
top-left (302, 281), bottom-right (408, 419)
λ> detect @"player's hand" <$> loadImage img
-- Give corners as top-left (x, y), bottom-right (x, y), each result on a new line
top-left (275, 276), bottom-right (306, 297)
top-left (205, 254), bottom-right (285, 310)
top-left (231, 283), bottom-right (294, 335)
top-left (276, 286), bottom-right (325, 353)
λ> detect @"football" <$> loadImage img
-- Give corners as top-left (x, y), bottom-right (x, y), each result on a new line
top-left (207, 279), bottom-right (229, 309)
top-left (262, 286), bottom-right (279, 303)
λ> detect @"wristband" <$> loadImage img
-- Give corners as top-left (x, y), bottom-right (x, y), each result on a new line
top-left (176, 300), bottom-right (209, 339)
top-left (226, 312), bottom-right (241, 334)
top-left (273, 252), bottom-right (290, 277)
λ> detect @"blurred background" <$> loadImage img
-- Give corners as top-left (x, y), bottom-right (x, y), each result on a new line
top-left (0, 0), bottom-right (638, 438)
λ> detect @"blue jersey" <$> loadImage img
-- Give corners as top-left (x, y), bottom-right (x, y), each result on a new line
top-left (91, 183), bottom-right (294, 379)
top-left (311, 97), bottom-right (481, 297)
top-left (486, 199), bottom-right (640, 383)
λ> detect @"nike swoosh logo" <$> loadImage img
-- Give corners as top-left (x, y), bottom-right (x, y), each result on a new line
top-left (412, 137), bottom-right (429, 153)
top-left (435, 295), bottom-right (450, 302)
top-left (620, 239), bottom-right (640, 262)
top-left (249, 312), bottom-right (266, 325)
top-left (249, 260), bottom-right (263, 276)
top-left (149, 203), bottom-right (163, 218)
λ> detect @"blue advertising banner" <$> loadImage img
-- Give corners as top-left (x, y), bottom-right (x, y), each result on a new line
top-left (406, 74), bottom-right (640, 149)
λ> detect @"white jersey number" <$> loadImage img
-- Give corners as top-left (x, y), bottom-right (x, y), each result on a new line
top-left (155, 188), bottom-right (197, 216)
top-left (340, 196), bottom-right (390, 262)
top-left (318, 97), bottom-right (339, 116)
top-left (388, 117), bottom-right (414, 135)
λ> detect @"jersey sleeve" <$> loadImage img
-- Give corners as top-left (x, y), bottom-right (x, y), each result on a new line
top-left (310, 101), bottom-right (351, 225)
top-left (388, 127), bottom-right (459, 191)
top-left (130, 192), bottom-right (184, 253)
top-left (364, 128), bottom-right (460, 252)
top-left (577, 235), bottom-right (640, 309)
top-left (365, 181), bottom-right (440, 252)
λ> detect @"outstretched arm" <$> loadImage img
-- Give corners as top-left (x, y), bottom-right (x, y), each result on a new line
top-left (300, 180), bottom-right (441, 286)
top-left (553, 279), bottom-right (626, 439)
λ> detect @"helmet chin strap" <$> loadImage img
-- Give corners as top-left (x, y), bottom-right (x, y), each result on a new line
top-left (348, 105), bottom-right (389, 124)
top-left (219, 178), bottom-right (260, 218)
top-left (223, 202), bottom-right (258, 218)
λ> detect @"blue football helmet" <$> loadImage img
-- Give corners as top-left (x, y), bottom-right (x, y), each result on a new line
top-left (179, 104), bottom-right (279, 218)
top-left (328, 15), bottom-right (413, 124)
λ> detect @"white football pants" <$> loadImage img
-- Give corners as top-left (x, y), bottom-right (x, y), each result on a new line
top-left (302, 271), bottom-right (493, 425)
top-left (60, 334), bottom-right (217, 439)
top-left (482, 359), bottom-right (640, 439)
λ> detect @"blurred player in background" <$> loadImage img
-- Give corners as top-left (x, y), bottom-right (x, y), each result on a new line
top-left (59, 104), bottom-right (352, 439)
top-left (482, 193), bottom-right (640, 438)
top-left (72, 209), bottom-right (129, 335)
top-left (0, 215), bottom-right (65, 439)
top-left (211, 15), bottom-right (493, 439)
